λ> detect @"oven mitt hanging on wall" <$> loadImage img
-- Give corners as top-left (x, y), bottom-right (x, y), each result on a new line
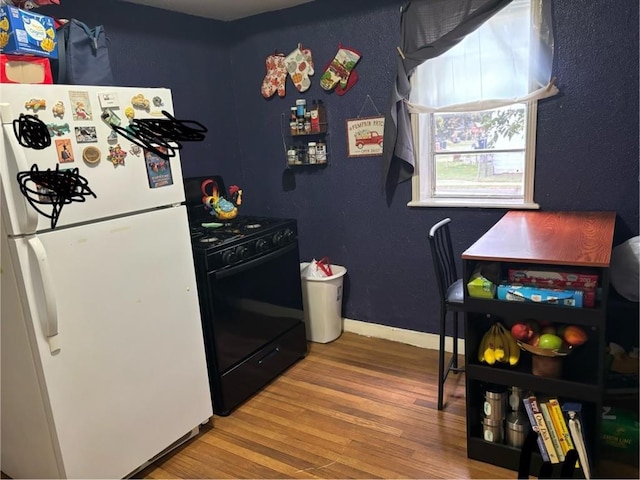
top-left (261, 53), bottom-right (287, 98)
top-left (335, 69), bottom-right (359, 96)
top-left (285, 45), bottom-right (314, 93)
top-left (320, 45), bottom-right (361, 94)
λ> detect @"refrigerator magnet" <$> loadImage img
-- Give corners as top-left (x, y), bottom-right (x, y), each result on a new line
top-left (107, 130), bottom-right (118, 145)
top-left (52, 101), bottom-right (65, 118)
top-left (101, 108), bottom-right (121, 127)
top-left (47, 122), bottom-right (70, 137)
top-left (24, 98), bottom-right (46, 112)
top-left (97, 92), bottom-right (119, 110)
top-left (107, 144), bottom-right (126, 167)
top-left (75, 126), bottom-right (97, 143)
top-left (82, 146), bottom-right (101, 165)
top-left (144, 147), bottom-right (173, 188)
top-left (129, 144), bottom-right (141, 157)
top-left (55, 138), bottom-right (74, 163)
top-left (124, 106), bottom-right (135, 121)
top-left (131, 94), bottom-right (150, 112)
top-left (69, 91), bottom-right (93, 121)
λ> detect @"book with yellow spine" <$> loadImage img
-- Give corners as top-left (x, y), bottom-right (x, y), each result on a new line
top-left (546, 399), bottom-right (570, 455)
top-left (529, 396), bottom-right (560, 464)
top-left (549, 398), bottom-right (579, 468)
top-left (540, 401), bottom-right (565, 461)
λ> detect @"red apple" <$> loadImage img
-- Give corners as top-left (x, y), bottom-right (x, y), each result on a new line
top-left (511, 322), bottom-right (533, 342)
top-left (511, 320), bottom-right (540, 342)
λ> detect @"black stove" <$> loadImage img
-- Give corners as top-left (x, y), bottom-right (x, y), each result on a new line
top-left (189, 214), bottom-right (298, 271)
top-left (183, 176), bottom-right (307, 416)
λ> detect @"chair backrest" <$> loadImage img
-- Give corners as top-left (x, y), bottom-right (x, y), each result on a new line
top-left (428, 218), bottom-right (458, 303)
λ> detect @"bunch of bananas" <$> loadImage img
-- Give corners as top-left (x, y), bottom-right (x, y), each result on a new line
top-left (478, 322), bottom-right (520, 366)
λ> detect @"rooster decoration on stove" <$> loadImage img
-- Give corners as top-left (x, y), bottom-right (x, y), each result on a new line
top-left (201, 178), bottom-right (242, 220)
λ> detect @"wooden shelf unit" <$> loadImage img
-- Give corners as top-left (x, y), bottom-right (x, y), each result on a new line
top-left (462, 211), bottom-right (616, 477)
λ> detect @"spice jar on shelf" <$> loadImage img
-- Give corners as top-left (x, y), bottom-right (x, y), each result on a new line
top-left (307, 142), bottom-right (317, 164)
top-left (287, 146), bottom-right (298, 165)
top-left (310, 101), bottom-right (319, 132)
top-left (316, 140), bottom-right (327, 163)
top-left (295, 99), bottom-right (306, 118)
top-left (297, 146), bottom-right (308, 164)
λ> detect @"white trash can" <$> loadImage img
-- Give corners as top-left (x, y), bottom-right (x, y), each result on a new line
top-left (300, 262), bottom-right (347, 343)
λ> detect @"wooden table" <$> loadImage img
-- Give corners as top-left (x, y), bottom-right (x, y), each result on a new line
top-left (462, 210), bottom-right (616, 267)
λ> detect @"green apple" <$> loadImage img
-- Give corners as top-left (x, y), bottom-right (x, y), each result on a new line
top-left (538, 333), bottom-right (563, 350)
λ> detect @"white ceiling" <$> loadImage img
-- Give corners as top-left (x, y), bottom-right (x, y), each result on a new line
top-left (120, 0), bottom-right (315, 21)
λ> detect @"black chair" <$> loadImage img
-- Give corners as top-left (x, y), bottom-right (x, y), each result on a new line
top-left (428, 218), bottom-right (465, 411)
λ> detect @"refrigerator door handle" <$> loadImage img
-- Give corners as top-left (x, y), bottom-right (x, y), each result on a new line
top-left (1, 103), bottom-right (39, 233)
top-left (27, 236), bottom-right (61, 354)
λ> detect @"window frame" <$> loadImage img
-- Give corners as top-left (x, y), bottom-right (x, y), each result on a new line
top-left (409, 101), bottom-right (539, 209)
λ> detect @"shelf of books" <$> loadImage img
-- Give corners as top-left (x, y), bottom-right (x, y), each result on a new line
top-left (466, 382), bottom-right (596, 477)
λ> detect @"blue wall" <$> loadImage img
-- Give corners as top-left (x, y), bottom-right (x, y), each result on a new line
top-left (43, 0), bottom-right (639, 335)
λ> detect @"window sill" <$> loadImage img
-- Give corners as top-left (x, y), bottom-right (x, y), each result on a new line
top-left (408, 198), bottom-right (540, 209)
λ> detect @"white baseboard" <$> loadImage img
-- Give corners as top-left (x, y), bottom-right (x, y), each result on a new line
top-left (342, 318), bottom-right (465, 355)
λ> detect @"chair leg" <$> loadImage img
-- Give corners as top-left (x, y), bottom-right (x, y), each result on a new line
top-left (452, 311), bottom-right (459, 369)
top-left (437, 308), bottom-right (446, 411)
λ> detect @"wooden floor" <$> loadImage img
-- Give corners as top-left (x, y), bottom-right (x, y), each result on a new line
top-left (138, 332), bottom-right (516, 479)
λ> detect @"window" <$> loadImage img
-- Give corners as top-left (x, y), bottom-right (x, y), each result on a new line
top-left (408, 0), bottom-right (553, 208)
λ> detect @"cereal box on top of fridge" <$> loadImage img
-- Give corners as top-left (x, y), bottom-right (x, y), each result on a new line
top-left (0, 5), bottom-right (58, 58)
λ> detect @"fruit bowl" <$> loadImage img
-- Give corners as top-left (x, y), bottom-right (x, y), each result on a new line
top-left (516, 340), bottom-right (573, 357)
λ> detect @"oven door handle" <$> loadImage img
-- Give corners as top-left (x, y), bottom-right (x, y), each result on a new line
top-left (213, 243), bottom-right (297, 280)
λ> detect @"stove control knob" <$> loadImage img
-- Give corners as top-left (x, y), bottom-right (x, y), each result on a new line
top-left (272, 231), bottom-right (284, 246)
top-left (222, 249), bottom-right (237, 265)
top-left (236, 245), bottom-right (249, 260)
top-left (283, 228), bottom-right (295, 243)
top-left (255, 238), bottom-right (269, 252)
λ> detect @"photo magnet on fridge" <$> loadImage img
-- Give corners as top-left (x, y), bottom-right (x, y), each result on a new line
top-left (145, 147), bottom-right (173, 188)
top-left (55, 138), bottom-right (74, 163)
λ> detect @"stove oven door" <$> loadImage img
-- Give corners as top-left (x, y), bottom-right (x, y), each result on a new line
top-left (201, 242), bottom-right (307, 415)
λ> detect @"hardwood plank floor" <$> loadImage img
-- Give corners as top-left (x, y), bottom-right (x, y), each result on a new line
top-left (138, 332), bottom-right (516, 479)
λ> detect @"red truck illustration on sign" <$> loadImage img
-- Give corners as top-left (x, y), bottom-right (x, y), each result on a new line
top-left (347, 116), bottom-right (385, 157)
top-left (355, 130), bottom-right (383, 149)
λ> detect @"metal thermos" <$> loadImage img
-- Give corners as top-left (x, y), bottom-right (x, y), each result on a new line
top-left (505, 411), bottom-right (529, 448)
top-left (482, 417), bottom-right (504, 443)
top-left (483, 388), bottom-right (507, 420)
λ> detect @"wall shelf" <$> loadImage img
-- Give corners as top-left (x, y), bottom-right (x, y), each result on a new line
top-left (281, 111), bottom-right (330, 167)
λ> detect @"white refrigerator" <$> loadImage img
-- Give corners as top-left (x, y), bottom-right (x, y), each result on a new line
top-left (0, 84), bottom-right (213, 479)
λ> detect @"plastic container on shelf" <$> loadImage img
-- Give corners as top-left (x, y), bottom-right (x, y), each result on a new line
top-left (300, 262), bottom-right (347, 343)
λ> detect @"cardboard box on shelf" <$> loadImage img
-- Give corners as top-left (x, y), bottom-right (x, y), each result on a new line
top-left (602, 406), bottom-right (639, 454)
top-left (497, 283), bottom-right (584, 308)
top-left (0, 5), bottom-right (58, 58)
top-left (467, 271), bottom-right (496, 299)
top-left (508, 268), bottom-right (598, 289)
top-left (508, 269), bottom-right (597, 307)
